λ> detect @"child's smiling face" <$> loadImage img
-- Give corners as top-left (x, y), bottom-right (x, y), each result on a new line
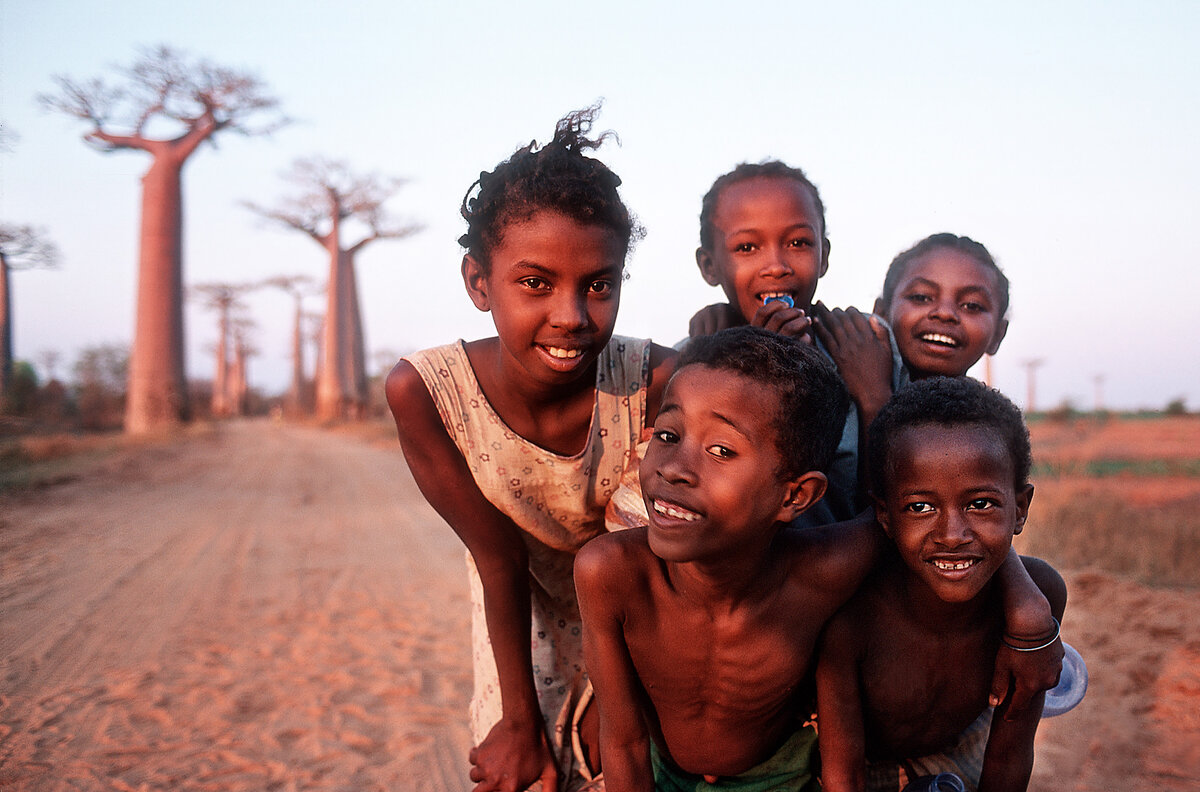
top-left (640, 364), bottom-right (816, 564)
top-left (463, 209), bottom-right (624, 389)
top-left (696, 176), bottom-right (829, 324)
top-left (881, 248), bottom-right (1008, 379)
top-left (876, 423), bottom-right (1031, 605)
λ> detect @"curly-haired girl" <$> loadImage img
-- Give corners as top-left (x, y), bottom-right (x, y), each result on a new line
top-left (387, 104), bottom-right (675, 791)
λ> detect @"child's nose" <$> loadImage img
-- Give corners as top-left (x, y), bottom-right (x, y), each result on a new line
top-left (761, 245), bottom-right (793, 276)
top-left (928, 298), bottom-right (959, 322)
top-left (549, 293), bottom-right (589, 329)
top-left (934, 513), bottom-right (973, 545)
top-left (657, 444), bottom-right (698, 486)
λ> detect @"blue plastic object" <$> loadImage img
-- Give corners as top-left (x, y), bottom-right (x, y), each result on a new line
top-left (762, 294), bottom-right (794, 308)
top-left (902, 773), bottom-right (966, 792)
top-left (1043, 641), bottom-right (1088, 717)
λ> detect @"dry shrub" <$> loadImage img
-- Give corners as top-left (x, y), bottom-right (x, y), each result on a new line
top-left (1019, 478), bottom-right (1200, 589)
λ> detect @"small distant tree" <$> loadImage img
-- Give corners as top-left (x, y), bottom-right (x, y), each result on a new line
top-left (261, 274), bottom-right (317, 415)
top-left (1165, 397), bottom-right (1187, 416)
top-left (41, 45), bottom-right (285, 434)
top-left (245, 158), bottom-right (420, 421)
top-left (0, 224), bottom-right (59, 401)
top-left (191, 282), bottom-right (257, 418)
top-left (73, 344), bottom-right (129, 430)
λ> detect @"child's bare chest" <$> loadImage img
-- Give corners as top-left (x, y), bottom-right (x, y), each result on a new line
top-left (625, 598), bottom-right (820, 723)
top-left (861, 625), bottom-right (996, 757)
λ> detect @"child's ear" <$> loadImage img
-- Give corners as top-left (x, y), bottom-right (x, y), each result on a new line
top-left (461, 255), bottom-right (491, 312)
top-left (819, 237), bottom-right (831, 278)
top-left (872, 493), bottom-right (893, 538)
top-left (872, 297), bottom-right (886, 318)
top-left (777, 471), bottom-right (828, 523)
top-left (986, 317), bottom-right (1009, 356)
top-left (1013, 483), bottom-right (1034, 536)
top-left (695, 247), bottom-right (721, 287)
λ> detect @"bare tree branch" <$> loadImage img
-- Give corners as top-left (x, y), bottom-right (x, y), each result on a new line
top-left (0, 224), bottom-right (60, 270)
top-left (40, 45), bottom-right (287, 155)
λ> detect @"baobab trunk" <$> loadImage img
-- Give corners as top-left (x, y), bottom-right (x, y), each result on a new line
top-left (344, 253), bottom-right (368, 418)
top-left (315, 221), bottom-right (351, 421)
top-left (0, 256), bottom-right (12, 395)
top-left (125, 154), bottom-right (189, 433)
top-left (289, 295), bottom-right (305, 415)
top-left (212, 304), bottom-right (230, 418)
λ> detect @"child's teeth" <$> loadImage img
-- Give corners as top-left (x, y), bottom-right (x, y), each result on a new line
top-left (546, 347), bottom-right (581, 359)
top-left (654, 501), bottom-right (700, 522)
top-left (933, 559), bottom-right (976, 571)
top-left (922, 333), bottom-right (958, 347)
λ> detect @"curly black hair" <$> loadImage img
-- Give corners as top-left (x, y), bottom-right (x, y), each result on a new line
top-left (867, 377), bottom-right (1031, 497)
top-left (678, 326), bottom-right (849, 479)
top-left (458, 102), bottom-right (641, 271)
top-left (697, 160), bottom-right (827, 251)
top-left (878, 233), bottom-right (1010, 317)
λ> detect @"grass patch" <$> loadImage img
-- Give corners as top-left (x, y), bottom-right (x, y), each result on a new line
top-left (1032, 458), bottom-right (1200, 478)
top-left (1019, 483), bottom-right (1200, 589)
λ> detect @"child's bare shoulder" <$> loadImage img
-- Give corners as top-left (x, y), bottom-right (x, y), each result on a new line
top-left (385, 359), bottom-right (439, 434)
top-left (778, 513), bottom-right (882, 588)
top-left (574, 528), bottom-right (657, 599)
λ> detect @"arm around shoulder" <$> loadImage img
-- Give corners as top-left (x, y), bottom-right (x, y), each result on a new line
top-left (815, 610), bottom-right (868, 792)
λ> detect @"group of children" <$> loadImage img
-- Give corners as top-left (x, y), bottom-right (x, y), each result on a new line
top-left (387, 105), bottom-right (1067, 792)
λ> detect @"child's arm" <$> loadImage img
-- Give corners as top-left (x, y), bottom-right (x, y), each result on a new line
top-left (688, 302), bottom-right (743, 338)
top-left (990, 548), bottom-right (1066, 716)
top-left (811, 301), bottom-right (895, 430)
top-left (386, 361), bottom-right (558, 792)
top-left (575, 535), bottom-right (655, 792)
top-left (815, 613), bottom-right (868, 792)
top-left (979, 557), bottom-right (1067, 791)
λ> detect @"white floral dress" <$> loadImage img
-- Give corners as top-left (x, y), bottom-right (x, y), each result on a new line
top-left (405, 336), bottom-right (650, 788)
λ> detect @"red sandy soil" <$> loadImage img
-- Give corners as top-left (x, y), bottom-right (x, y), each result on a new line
top-left (1, 420), bottom-right (1198, 790)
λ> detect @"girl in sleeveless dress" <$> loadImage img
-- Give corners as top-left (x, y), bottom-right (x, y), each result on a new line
top-left (387, 104), bottom-right (675, 791)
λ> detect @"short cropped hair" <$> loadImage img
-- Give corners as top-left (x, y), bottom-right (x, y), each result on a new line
top-left (459, 103), bottom-right (641, 271)
top-left (679, 326), bottom-right (849, 479)
top-left (867, 377), bottom-right (1031, 496)
top-left (698, 160), bottom-right (827, 251)
top-left (879, 233), bottom-right (1010, 317)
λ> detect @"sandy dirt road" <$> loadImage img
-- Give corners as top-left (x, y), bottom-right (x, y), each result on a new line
top-left (1, 420), bottom-right (473, 791)
top-left (2, 419), bottom-right (1198, 791)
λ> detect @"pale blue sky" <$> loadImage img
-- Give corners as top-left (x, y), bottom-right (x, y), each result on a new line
top-left (2, 0), bottom-right (1198, 410)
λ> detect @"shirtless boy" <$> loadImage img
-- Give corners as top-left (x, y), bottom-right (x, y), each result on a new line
top-left (574, 328), bottom-right (1061, 791)
top-left (816, 378), bottom-right (1066, 792)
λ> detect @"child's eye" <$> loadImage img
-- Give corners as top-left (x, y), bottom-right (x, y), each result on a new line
top-left (961, 301), bottom-right (989, 313)
top-left (903, 501), bottom-right (935, 514)
top-left (966, 498), bottom-right (999, 510)
top-left (904, 292), bottom-right (932, 304)
top-left (520, 277), bottom-right (549, 291)
top-left (787, 237), bottom-right (812, 249)
top-left (653, 429), bottom-right (679, 444)
top-left (733, 242), bottom-right (757, 253)
top-left (588, 280), bottom-right (613, 295)
top-left (706, 444), bottom-right (735, 459)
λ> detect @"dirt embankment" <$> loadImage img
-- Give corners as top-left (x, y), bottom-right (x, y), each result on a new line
top-left (1, 420), bottom-right (1197, 790)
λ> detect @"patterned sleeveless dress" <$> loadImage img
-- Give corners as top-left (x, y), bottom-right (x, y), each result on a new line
top-left (405, 335), bottom-right (650, 788)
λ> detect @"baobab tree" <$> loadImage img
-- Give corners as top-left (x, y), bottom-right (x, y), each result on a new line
top-left (0, 224), bottom-right (59, 399)
top-left (246, 158), bottom-right (420, 421)
top-left (228, 318), bottom-right (258, 416)
top-left (261, 274), bottom-right (317, 415)
top-left (40, 45), bottom-right (285, 434)
top-left (191, 282), bottom-right (256, 418)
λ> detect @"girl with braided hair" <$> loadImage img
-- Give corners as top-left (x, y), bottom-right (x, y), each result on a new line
top-left (387, 104), bottom-right (675, 791)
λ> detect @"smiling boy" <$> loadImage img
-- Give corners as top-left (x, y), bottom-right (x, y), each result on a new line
top-left (815, 378), bottom-right (1066, 792)
top-left (574, 330), bottom-right (1062, 792)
